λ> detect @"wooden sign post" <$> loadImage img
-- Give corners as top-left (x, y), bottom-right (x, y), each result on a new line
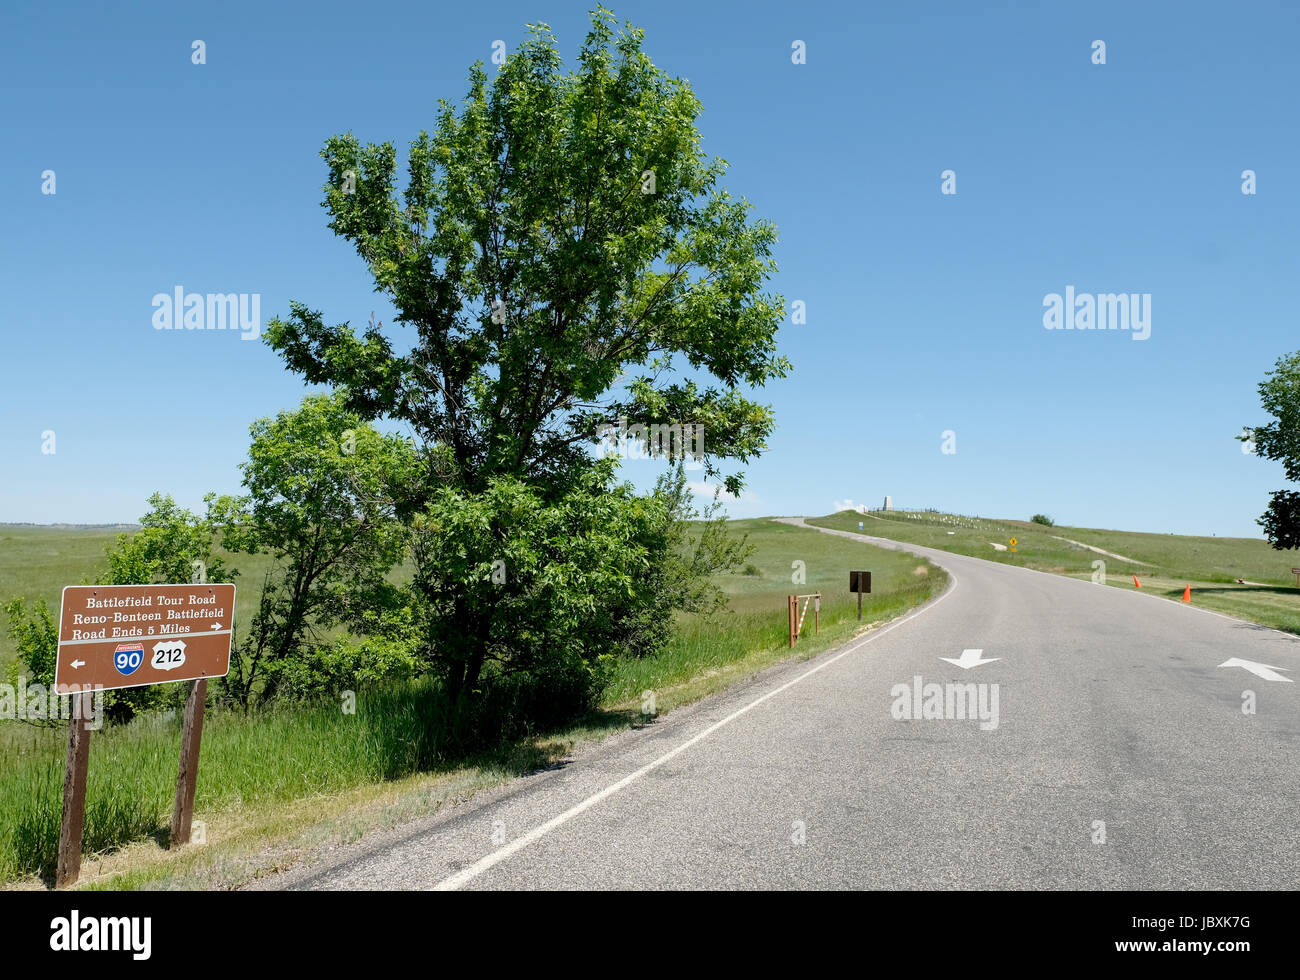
top-left (53, 583), bottom-right (234, 886)
top-left (1292, 567), bottom-right (1300, 588)
top-left (170, 678), bottom-right (208, 848)
top-left (55, 690), bottom-right (94, 888)
top-left (850, 570), bottom-right (872, 621)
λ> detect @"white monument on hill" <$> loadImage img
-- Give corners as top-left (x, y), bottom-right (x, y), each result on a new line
top-left (883, 496), bottom-right (893, 511)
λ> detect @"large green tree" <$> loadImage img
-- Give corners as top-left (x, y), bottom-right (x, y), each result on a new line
top-left (266, 8), bottom-right (786, 701)
top-left (1244, 351), bottom-right (1300, 549)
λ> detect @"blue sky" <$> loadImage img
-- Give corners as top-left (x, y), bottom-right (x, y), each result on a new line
top-left (2, 0), bottom-right (1297, 538)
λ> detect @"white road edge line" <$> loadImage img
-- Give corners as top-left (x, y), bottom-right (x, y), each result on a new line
top-left (432, 563), bottom-right (959, 891)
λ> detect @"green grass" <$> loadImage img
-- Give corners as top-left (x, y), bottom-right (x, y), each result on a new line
top-left (0, 518), bottom-right (945, 885)
top-left (808, 510), bottom-right (1300, 635)
top-left (0, 680), bottom-right (576, 883)
top-left (602, 517), bottom-right (943, 705)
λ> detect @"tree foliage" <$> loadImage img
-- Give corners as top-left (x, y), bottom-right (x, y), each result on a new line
top-left (263, 8), bottom-right (783, 704)
top-left (101, 492), bottom-right (231, 589)
top-left (3, 597), bottom-right (57, 694)
top-left (217, 394), bottom-right (418, 707)
top-left (1244, 351), bottom-right (1300, 549)
top-left (1258, 491), bottom-right (1300, 550)
top-left (266, 7), bottom-right (785, 496)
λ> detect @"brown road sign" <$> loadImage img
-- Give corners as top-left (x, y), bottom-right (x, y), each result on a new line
top-left (54, 584), bottom-right (235, 694)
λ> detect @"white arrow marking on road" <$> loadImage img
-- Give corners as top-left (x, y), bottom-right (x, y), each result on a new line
top-left (940, 648), bottom-right (1000, 670)
top-left (70, 659), bottom-right (85, 669)
top-left (1218, 658), bottom-right (1293, 683)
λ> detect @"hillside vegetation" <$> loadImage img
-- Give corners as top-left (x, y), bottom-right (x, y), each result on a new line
top-left (809, 510), bottom-right (1300, 634)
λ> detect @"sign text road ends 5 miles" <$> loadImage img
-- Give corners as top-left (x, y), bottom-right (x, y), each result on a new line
top-left (54, 584), bottom-right (235, 693)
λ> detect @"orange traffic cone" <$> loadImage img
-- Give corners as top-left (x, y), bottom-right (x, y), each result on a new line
top-left (1133, 575), bottom-right (1141, 588)
top-left (1181, 584), bottom-right (1191, 603)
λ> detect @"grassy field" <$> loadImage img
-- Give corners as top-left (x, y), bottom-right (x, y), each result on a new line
top-left (600, 517), bottom-right (943, 706)
top-left (0, 518), bottom-right (945, 887)
top-left (808, 510), bottom-right (1300, 635)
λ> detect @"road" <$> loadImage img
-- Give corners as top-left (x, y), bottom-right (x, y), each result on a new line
top-left (264, 519), bottom-right (1300, 890)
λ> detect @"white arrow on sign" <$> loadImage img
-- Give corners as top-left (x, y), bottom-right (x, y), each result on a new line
top-left (1218, 658), bottom-right (1293, 683)
top-left (940, 648), bottom-right (1000, 670)
top-left (210, 622), bottom-right (222, 630)
top-left (70, 659), bottom-right (85, 669)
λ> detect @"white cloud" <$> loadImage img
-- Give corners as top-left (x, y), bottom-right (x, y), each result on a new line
top-left (833, 498), bottom-right (868, 514)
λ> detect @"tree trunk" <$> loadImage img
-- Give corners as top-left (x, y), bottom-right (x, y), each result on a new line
top-left (464, 650), bottom-right (485, 693)
top-left (444, 658), bottom-right (466, 705)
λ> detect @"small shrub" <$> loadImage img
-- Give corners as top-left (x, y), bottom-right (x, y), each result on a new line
top-left (1030, 514), bottom-right (1055, 526)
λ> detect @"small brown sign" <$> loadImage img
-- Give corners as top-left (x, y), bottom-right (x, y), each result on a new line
top-left (849, 570), bottom-right (872, 594)
top-left (54, 584), bottom-right (235, 694)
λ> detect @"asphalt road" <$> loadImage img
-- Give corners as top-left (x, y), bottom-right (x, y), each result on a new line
top-left (266, 519), bottom-right (1300, 890)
